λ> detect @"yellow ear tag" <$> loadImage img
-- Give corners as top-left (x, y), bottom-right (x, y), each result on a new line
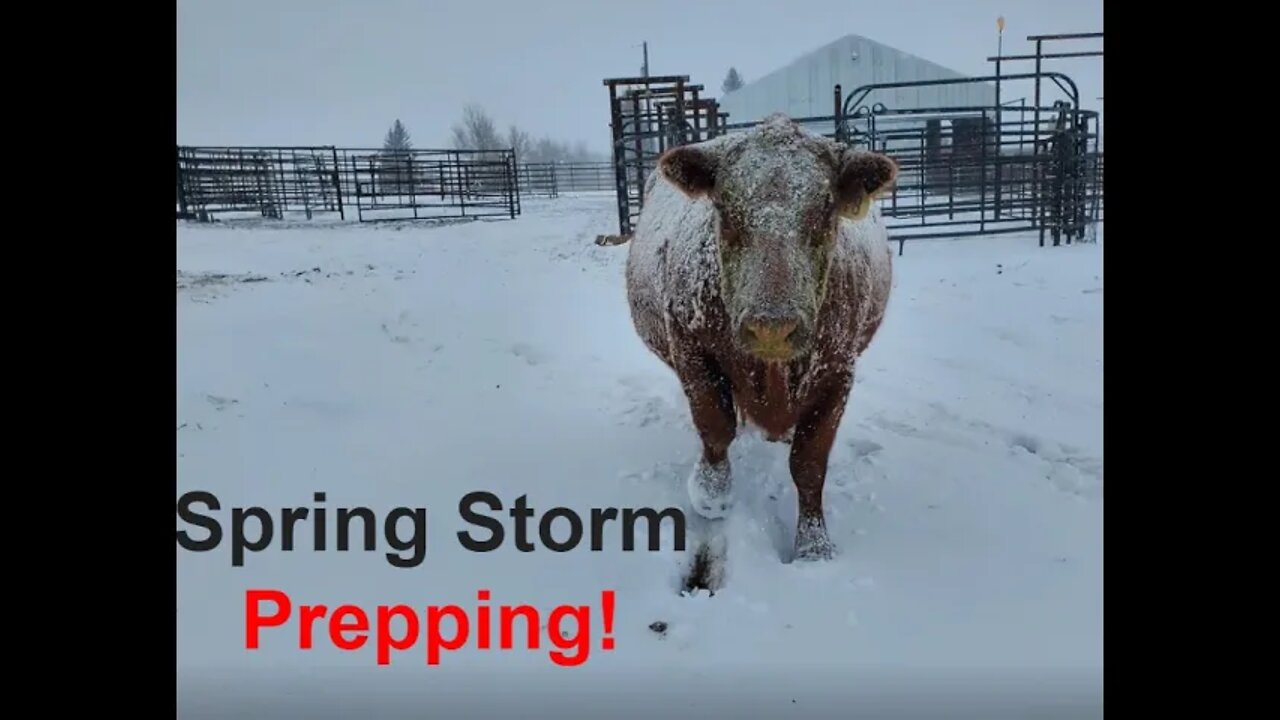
top-left (843, 194), bottom-right (874, 220)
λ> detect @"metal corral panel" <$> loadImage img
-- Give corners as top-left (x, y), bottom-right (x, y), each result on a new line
top-left (719, 35), bottom-right (997, 122)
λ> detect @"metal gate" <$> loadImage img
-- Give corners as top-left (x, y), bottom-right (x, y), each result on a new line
top-left (176, 146), bottom-right (524, 224)
top-left (345, 148), bottom-right (520, 223)
top-left (601, 69), bottom-right (1102, 254)
top-left (601, 75), bottom-right (728, 239)
top-left (176, 146), bottom-right (344, 222)
top-left (840, 73), bottom-right (1103, 251)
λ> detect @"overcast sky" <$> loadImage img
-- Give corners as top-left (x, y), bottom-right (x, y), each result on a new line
top-left (177, 0), bottom-right (1103, 152)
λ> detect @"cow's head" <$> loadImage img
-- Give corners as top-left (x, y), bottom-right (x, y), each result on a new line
top-left (658, 115), bottom-right (897, 363)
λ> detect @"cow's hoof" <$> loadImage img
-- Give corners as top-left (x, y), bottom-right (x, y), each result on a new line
top-left (793, 515), bottom-right (835, 561)
top-left (688, 460), bottom-right (733, 520)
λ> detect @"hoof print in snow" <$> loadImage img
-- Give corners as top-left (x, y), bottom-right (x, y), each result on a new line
top-left (510, 342), bottom-right (547, 366)
top-left (206, 394), bottom-right (239, 411)
top-left (1010, 434), bottom-right (1040, 454)
top-left (380, 323), bottom-right (411, 344)
top-left (681, 536), bottom-right (726, 596)
top-left (848, 438), bottom-right (884, 461)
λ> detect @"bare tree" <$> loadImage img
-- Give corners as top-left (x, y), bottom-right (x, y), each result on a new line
top-left (507, 125), bottom-right (532, 162)
top-left (449, 105), bottom-right (605, 167)
top-left (451, 104), bottom-right (504, 153)
top-left (526, 137), bottom-right (553, 163)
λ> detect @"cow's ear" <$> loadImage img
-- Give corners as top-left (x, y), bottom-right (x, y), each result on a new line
top-left (835, 150), bottom-right (897, 220)
top-left (659, 145), bottom-right (718, 198)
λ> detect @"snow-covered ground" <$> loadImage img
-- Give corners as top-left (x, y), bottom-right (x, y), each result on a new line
top-left (177, 195), bottom-right (1103, 718)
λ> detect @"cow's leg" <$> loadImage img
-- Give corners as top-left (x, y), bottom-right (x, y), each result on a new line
top-left (672, 346), bottom-right (737, 520)
top-left (789, 372), bottom-right (853, 561)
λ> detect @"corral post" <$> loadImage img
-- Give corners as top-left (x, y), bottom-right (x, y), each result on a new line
top-left (1020, 99), bottom-right (1026, 157)
top-left (176, 146), bottom-right (189, 218)
top-left (994, 22), bottom-right (1003, 221)
top-left (673, 78), bottom-right (686, 146)
top-left (657, 104), bottom-right (668, 154)
top-left (353, 153), bottom-right (364, 223)
top-left (1035, 38), bottom-right (1045, 247)
top-left (508, 150), bottom-right (518, 219)
top-left (918, 131), bottom-right (927, 219)
top-left (253, 152), bottom-right (268, 218)
top-left (276, 149), bottom-right (288, 216)
top-left (833, 84), bottom-right (844, 143)
top-left (691, 87), bottom-right (702, 141)
top-left (1053, 113), bottom-right (1068, 247)
top-left (606, 81), bottom-right (631, 236)
top-left (458, 154), bottom-right (469, 218)
top-left (331, 147), bottom-right (345, 220)
top-left (297, 151), bottom-right (314, 221)
top-left (979, 115), bottom-right (988, 234)
top-left (632, 92), bottom-right (646, 212)
top-left (410, 152), bottom-right (420, 221)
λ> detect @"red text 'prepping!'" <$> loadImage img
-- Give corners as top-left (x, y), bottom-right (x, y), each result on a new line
top-left (245, 588), bottom-right (617, 667)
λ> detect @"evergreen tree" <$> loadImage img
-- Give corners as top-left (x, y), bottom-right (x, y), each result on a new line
top-left (722, 67), bottom-right (744, 94)
top-left (383, 119), bottom-right (412, 152)
top-left (379, 119), bottom-right (413, 194)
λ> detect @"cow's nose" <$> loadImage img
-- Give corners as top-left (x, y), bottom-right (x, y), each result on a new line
top-left (744, 319), bottom-right (798, 347)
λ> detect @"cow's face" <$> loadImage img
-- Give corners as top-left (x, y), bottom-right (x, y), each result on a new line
top-left (659, 116), bottom-right (897, 363)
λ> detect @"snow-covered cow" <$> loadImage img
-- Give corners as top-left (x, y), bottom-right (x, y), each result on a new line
top-left (625, 114), bottom-right (898, 561)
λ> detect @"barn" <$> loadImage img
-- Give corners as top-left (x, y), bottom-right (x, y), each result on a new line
top-left (718, 34), bottom-right (997, 124)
